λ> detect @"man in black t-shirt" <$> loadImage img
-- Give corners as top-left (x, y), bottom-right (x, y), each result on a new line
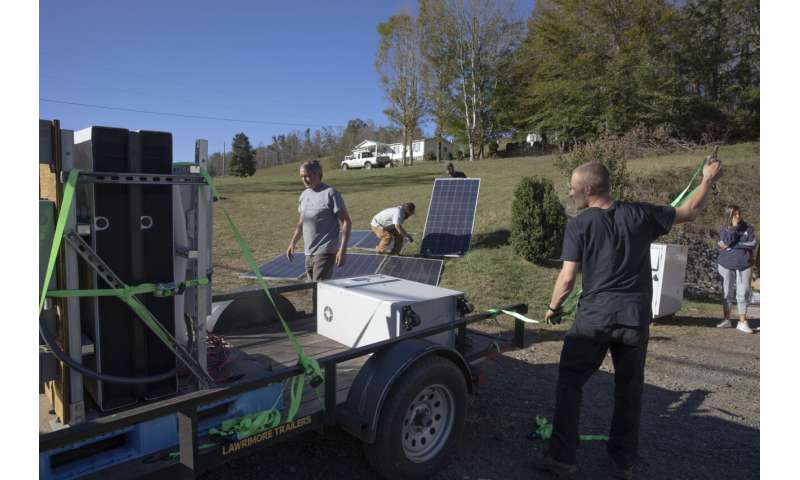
top-left (446, 162), bottom-right (466, 178)
top-left (537, 160), bottom-right (722, 479)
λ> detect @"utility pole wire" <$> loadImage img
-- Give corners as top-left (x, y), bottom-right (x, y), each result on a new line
top-left (39, 98), bottom-right (345, 129)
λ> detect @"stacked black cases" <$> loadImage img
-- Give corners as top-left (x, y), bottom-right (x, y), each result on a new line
top-left (74, 127), bottom-right (176, 411)
top-left (136, 131), bottom-right (176, 400)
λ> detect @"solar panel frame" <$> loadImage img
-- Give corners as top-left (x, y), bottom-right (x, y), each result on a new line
top-left (352, 233), bottom-right (410, 253)
top-left (376, 256), bottom-right (443, 286)
top-left (240, 252), bottom-right (388, 281)
top-left (420, 178), bottom-right (481, 257)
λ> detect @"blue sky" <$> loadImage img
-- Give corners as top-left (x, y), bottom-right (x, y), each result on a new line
top-left (40, 0), bottom-right (534, 161)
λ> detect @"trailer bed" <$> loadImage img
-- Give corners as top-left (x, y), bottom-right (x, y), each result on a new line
top-left (225, 314), bottom-right (499, 419)
top-left (40, 314), bottom-right (501, 434)
top-left (39, 304), bottom-right (517, 480)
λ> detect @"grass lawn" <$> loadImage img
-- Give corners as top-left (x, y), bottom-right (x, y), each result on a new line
top-left (209, 142), bottom-right (759, 321)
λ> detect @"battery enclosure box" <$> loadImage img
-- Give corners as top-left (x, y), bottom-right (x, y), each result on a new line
top-left (316, 275), bottom-right (463, 348)
top-left (650, 243), bottom-right (689, 318)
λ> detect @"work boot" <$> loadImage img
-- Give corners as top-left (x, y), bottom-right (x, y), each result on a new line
top-left (609, 458), bottom-right (633, 480)
top-left (535, 454), bottom-right (577, 479)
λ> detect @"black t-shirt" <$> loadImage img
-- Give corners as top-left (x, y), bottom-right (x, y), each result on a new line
top-left (448, 171), bottom-right (466, 178)
top-left (561, 201), bottom-right (675, 323)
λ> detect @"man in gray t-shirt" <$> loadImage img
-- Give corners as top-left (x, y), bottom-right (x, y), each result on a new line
top-left (287, 161), bottom-right (351, 281)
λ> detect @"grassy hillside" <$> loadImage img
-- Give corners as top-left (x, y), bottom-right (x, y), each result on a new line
top-left (209, 142), bottom-right (760, 318)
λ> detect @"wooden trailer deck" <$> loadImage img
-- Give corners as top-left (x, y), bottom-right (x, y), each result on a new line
top-left (224, 315), bottom-right (370, 418)
top-left (40, 314), bottom-right (501, 434)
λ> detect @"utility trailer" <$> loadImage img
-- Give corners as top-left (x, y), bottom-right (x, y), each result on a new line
top-left (41, 284), bottom-right (528, 479)
top-left (38, 119), bottom-right (530, 479)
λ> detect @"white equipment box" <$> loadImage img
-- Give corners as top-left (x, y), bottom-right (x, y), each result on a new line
top-left (316, 275), bottom-right (464, 348)
top-left (650, 243), bottom-right (689, 318)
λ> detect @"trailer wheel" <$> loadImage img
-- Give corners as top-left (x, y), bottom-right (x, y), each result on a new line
top-left (364, 355), bottom-right (467, 479)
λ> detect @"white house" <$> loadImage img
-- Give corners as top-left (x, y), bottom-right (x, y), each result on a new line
top-left (350, 138), bottom-right (454, 162)
top-left (349, 140), bottom-right (394, 158)
top-left (386, 138), bottom-right (454, 161)
top-left (526, 132), bottom-right (543, 146)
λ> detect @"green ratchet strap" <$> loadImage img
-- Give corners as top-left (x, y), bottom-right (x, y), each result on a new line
top-left (534, 415), bottom-right (609, 442)
top-left (209, 384), bottom-right (285, 440)
top-left (487, 308), bottom-right (540, 324)
top-left (200, 169), bottom-right (323, 423)
top-left (39, 169), bottom-right (79, 313)
top-left (669, 157), bottom-right (705, 208)
top-left (47, 278), bottom-right (209, 299)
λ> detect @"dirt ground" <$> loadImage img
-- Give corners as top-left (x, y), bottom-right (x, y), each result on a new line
top-left (201, 307), bottom-right (760, 480)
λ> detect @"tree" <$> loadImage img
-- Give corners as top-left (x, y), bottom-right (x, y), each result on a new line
top-left (376, 14), bottom-right (428, 166)
top-left (229, 132), bottom-right (256, 177)
top-left (504, 0), bottom-right (759, 144)
top-left (673, 0), bottom-right (759, 140)
top-left (508, 0), bottom-right (683, 144)
top-left (440, 0), bottom-right (523, 160)
top-left (419, 0), bottom-right (459, 162)
top-left (554, 134), bottom-right (632, 201)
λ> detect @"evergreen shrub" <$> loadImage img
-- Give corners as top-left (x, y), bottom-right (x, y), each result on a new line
top-left (511, 176), bottom-right (568, 264)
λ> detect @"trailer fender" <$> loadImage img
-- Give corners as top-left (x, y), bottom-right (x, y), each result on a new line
top-left (338, 339), bottom-right (473, 443)
top-left (208, 291), bottom-right (298, 333)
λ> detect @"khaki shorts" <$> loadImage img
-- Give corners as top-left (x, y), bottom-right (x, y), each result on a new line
top-left (305, 253), bottom-right (336, 281)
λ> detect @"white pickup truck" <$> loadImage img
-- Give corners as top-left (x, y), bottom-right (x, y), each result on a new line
top-left (341, 149), bottom-right (393, 170)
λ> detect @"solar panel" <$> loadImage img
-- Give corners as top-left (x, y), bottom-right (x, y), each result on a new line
top-left (240, 253), bottom-right (307, 280)
top-left (241, 252), bottom-right (386, 280)
top-left (332, 253), bottom-right (386, 278)
top-left (353, 233), bottom-right (410, 253)
top-left (377, 256), bottom-right (443, 286)
top-left (420, 178), bottom-right (481, 257)
top-left (346, 230), bottom-right (371, 248)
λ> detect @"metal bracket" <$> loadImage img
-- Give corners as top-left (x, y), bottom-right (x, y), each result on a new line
top-left (64, 171), bottom-right (206, 186)
top-left (63, 230), bottom-right (215, 386)
top-left (176, 247), bottom-right (199, 260)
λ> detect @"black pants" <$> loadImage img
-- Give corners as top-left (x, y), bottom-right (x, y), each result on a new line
top-left (547, 320), bottom-right (649, 468)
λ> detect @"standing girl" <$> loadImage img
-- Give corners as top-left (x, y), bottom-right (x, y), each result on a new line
top-left (717, 205), bottom-right (758, 333)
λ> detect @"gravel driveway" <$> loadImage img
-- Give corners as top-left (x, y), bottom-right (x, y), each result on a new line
top-left (201, 309), bottom-right (760, 480)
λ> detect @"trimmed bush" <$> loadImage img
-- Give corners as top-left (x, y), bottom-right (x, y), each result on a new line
top-left (511, 176), bottom-right (568, 264)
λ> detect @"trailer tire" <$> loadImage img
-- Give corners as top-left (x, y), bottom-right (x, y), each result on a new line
top-left (364, 355), bottom-right (467, 479)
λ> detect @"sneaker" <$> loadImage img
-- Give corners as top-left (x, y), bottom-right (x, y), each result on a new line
top-left (736, 322), bottom-right (755, 334)
top-left (536, 454), bottom-right (577, 479)
top-left (609, 460), bottom-right (633, 480)
top-left (716, 320), bottom-right (733, 328)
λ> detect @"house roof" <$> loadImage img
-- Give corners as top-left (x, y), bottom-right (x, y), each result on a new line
top-left (353, 140), bottom-right (391, 150)
top-left (352, 137), bottom-right (452, 152)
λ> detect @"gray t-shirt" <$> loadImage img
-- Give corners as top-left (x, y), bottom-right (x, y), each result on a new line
top-left (371, 206), bottom-right (406, 228)
top-left (298, 183), bottom-right (346, 255)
